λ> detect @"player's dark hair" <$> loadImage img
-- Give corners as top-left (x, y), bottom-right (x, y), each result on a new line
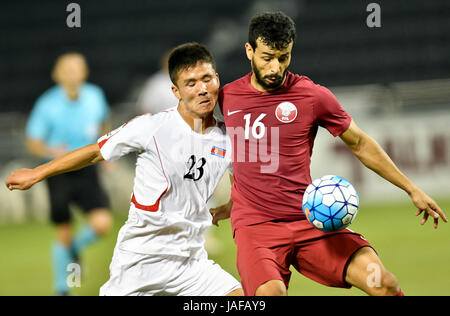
top-left (248, 11), bottom-right (296, 50)
top-left (168, 42), bottom-right (216, 86)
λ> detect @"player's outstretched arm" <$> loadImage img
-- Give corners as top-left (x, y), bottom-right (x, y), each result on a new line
top-left (5, 143), bottom-right (104, 191)
top-left (339, 120), bottom-right (448, 228)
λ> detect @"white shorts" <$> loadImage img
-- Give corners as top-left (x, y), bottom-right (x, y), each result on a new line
top-left (99, 247), bottom-right (241, 296)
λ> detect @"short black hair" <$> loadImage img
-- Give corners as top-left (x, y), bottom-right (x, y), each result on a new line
top-left (168, 42), bottom-right (215, 86)
top-left (248, 11), bottom-right (296, 50)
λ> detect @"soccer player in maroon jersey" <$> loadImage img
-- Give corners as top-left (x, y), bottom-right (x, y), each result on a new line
top-left (211, 11), bottom-right (447, 296)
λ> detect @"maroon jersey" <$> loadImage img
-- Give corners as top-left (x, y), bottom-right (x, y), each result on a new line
top-left (219, 72), bottom-right (352, 232)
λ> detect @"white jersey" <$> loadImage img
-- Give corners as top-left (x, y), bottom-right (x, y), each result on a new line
top-left (98, 107), bottom-right (232, 259)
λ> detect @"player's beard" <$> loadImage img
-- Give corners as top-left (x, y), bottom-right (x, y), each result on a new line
top-left (251, 58), bottom-right (287, 91)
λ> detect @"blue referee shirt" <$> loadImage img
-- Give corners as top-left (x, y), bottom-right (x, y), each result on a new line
top-left (26, 83), bottom-right (110, 154)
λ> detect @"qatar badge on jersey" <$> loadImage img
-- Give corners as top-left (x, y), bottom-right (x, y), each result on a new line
top-left (275, 102), bottom-right (298, 123)
top-left (211, 146), bottom-right (226, 158)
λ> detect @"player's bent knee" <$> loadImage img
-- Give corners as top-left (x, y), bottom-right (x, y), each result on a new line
top-left (226, 288), bottom-right (244, 296)
top-left (367, 270), bottom-right (400, 296)
top-left (380, 271), bottom-right (400, 296)
top-left (255, 280), bottom-right (287, 296)
top-left (346, 246), bottom-right (400, 296)
top-left (89, 209), bottom-right (113, 236)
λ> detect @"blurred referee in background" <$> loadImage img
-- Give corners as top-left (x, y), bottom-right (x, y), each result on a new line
top-left (25, 52), bottom-right (113, 295)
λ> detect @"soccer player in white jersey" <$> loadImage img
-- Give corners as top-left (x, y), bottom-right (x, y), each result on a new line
top-left (5, 43), bottom-right (243, 296)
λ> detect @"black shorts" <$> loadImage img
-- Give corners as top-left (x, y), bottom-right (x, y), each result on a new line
top-left (46, 165), bottom-right (110, 224)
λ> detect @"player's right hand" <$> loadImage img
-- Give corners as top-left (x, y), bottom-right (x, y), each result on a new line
top-left (5, 168), bottom-right (39, 191)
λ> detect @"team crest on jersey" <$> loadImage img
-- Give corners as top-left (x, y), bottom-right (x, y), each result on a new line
top-left (275, 102), bottom-right (297, 123)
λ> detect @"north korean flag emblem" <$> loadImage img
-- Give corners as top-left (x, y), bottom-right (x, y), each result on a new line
top-left (211, 146), bottom-right (226, 158)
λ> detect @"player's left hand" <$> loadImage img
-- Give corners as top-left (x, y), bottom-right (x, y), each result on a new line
top-left (410, 188), bottom-right (448, 229)
top-left (210, 200), bottom-right (233, 227)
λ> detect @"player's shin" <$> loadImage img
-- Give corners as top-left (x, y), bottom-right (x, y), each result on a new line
top-left (71, 223), bottom-right (98, 258)
top-left (51, 242), bottom-right (73, 295)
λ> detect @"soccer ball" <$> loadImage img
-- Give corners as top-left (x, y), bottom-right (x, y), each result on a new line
top-left (302, 175), bottom-right (359, 232)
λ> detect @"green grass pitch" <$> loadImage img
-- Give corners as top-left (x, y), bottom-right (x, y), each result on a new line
top-left (0, 199), bottom-right (449, 296)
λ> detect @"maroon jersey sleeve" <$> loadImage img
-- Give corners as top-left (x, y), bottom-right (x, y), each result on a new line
top-left (314, 85), bottom-right (352, 137)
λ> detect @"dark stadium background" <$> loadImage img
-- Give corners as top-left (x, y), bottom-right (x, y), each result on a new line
top-left (0, 0), bottom-right (449, 296)
top-left (1, 0), bottom-right (449, 114)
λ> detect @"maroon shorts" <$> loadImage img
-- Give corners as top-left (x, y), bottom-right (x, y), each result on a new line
top-left (233, 220), bottom-right (373, 296)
